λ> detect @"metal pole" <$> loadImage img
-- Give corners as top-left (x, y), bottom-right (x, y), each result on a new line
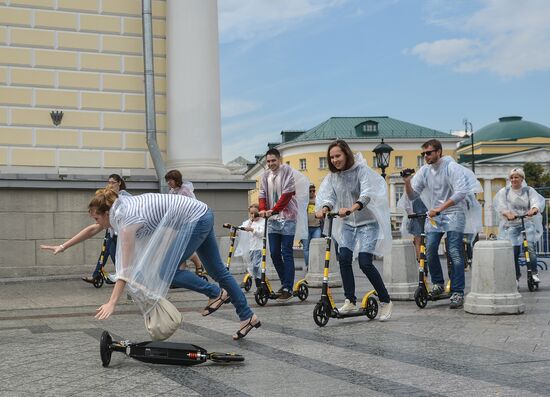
top-left (142, 0), bottom-right (167, 192)
top-left (470, 127), bottom-right (475, 173)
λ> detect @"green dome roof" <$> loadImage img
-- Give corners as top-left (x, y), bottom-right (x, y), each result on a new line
top-left (461, 116), bottom-right (550, 147)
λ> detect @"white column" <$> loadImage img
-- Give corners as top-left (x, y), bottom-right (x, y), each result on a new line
top-left (166, 0), bottom-right (229, 179)
top-left (389, 181), bottom-right (396, 213)
top-left (483, 178), bottom-right (493, 227)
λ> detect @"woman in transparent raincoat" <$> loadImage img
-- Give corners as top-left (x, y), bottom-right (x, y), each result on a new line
top-left (315, 140), bottom-right (393, 321)
top-left (493, 167), bottom-right (545, 284)
top-left (92, 188), bottom-right (260, 340)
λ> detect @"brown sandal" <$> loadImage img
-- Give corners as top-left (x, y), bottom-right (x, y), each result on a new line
top-left (233, 316), bottom-right (261, 340)
top-left (202, 289), bottom-right (231, 316)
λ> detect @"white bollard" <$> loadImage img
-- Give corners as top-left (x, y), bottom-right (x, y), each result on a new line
top-left (464, 240), bottom-right (524, 315)
top-left (383, 239), bottom-right (418, 300)
top-left (305, 238), bottom-right (342, 287)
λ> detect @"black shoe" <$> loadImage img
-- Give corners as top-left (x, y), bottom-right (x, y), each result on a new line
top-left (277, 290), bottom-right (292, 301)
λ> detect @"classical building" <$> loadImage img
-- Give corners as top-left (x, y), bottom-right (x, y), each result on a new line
top-left (245, 116), bottom-right (463, 221)
top-left (457, 116), bottom-right (550, 232)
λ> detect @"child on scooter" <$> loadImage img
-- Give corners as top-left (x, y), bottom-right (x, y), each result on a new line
top-left (238, 204), bottom-right (265, 287)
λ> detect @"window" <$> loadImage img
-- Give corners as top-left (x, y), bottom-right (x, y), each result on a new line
top-left (395, 156), bottom-right (403, 169)
top-left (395, 185), bottom-right (405, 207)
top-left (417, 155), bottom-right (423, 168)
top-left (366, 123), bottom-right (377, 132)
top-left (372, 156), bottom-right (378, 168)
top-left (319, 157), bottom-right (327, 169)
top-left (299, 158), bottom-right (307, 170)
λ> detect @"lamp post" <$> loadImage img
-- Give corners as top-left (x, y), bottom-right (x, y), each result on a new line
top-left (372, 138), bottom-right (393, 180)
top-left (463, 118), bottom-right (474, 173)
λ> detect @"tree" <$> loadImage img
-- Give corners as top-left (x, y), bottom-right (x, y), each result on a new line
top-left (523, 162), bottom-right (550, 198)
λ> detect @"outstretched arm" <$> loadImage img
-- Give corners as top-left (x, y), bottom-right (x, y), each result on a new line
top-left (40, 223), bottom-right (104, 254)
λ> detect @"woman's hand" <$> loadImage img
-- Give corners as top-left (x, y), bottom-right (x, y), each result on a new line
top-left (338, 207), bottom-right (352, 217)
top-left (40, 244), bottom-right (64, 255)
top-left (315, 209), bottom-right (328, 219)
top-left (95, 302), bottom-right (116, 320)
top-left (503, 211), bottom-right (516, 221)
top-left (527, 208), bottom-right (539, 217)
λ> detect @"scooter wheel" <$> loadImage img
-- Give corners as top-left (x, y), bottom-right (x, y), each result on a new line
top-left (100, 331), bottom-right (113, 367)
top-left (527, 278), bottom-right (535, 292)
top-left (209, 352), bottom-right (245, 363)
top-left (414, 287), bottom-right (428, 309)
top-left (313, 302), bottom-right (330, 327)
top-left (93, 276), bottom-right (104, 289)
top-left (297, 283), bottom-right (309, 301)
top-left (365, 296), bottom-right (378, 319)
top-left (243, 277), bottom-right (253, 292)
top-left (254, 290), bottom-right (268, 306)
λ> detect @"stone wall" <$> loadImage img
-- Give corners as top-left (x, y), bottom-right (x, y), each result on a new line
top-left (0, 186), bottom-right (250, 278)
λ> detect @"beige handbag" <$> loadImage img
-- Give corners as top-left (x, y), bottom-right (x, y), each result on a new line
top-left (144, 297), bottom-right (183, 341)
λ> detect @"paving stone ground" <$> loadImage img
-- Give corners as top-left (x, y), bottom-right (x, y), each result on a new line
top-left (1, 262), bottom-right (549, 396)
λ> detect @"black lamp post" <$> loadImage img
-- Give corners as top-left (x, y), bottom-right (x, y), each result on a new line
top-left (463, 118), bottom-right (474, 173)
top-left (372, 138), bottom-right (393, 179)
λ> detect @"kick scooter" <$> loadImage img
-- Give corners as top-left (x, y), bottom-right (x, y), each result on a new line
top-left (516, 214), bottom-right (539, 292)
top-left (409, 213), bottom-right (452, 308)
top-left (85, 232), bottom-right (115, 288)
top-left (221, 222), bottom-right (254, 292)
top-left (312, 212), bottom-right (378, 327)
top-left (254, 213), bottom-right (309, 306)
top-left (100, 331), bottom-right (244, 367)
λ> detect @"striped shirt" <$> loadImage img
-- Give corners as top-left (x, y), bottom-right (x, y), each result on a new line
top-left (110, 193), bottom-right (208, 237)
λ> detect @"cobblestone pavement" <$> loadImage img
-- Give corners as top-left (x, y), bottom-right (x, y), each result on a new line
top-left (1, 265), bottom-right (550, 396)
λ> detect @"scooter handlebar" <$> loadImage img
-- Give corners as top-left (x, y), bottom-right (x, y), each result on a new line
top-left (222, 223), bottom-right (247, 231)
top-left (326, 211), bottom-right (351, 219)
top-left (407, 211), bottom-right (439, 219)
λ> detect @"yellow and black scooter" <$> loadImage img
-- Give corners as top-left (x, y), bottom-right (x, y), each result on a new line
top-left (409, 212), bottom-right (452, 308)
top-left (254, 213), bottom-right (309, 306)
top-left (312, 212), bottom-right (378, 327)
top-left (221, 222), bottom-right (254, 292)
top-left (516, 214), bottom-right (539, 292)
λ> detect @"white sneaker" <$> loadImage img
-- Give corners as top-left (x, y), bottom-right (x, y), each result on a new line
top-left (107, 273), bottom-right (117, 283)
top-left (379, 301), bottom-right (393, 322)
top-left (338, 299), bottom-right (356, 314)
top-left (532, 274), bottom-right (540, 283)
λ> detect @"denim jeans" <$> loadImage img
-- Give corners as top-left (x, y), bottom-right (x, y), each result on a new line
top-left (268, 230), bottom-right (296, 291)
top-left (301, 226), bottom-right (322, 270)
top-left (513, 244), bottom-right (538, 279)
top-left (426, 231), bottom-right (465, 295)
top-left (338, 248), bottom-right (390, 303)
top-left (248, 250), bottom-right (262, 279)
top-left (171, 209), bottom-right (253, 321)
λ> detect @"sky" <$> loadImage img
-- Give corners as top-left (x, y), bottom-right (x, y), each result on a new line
top-left (217, 0), bottom-right (550, 163)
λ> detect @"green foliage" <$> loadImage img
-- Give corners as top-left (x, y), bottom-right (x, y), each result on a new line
top-left (523, 162), bottom-right (550, 198)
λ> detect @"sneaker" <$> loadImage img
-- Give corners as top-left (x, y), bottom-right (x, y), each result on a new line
top-left (277, 290), bottom-right (292, 301)
top-left (532, 274), bottom-right (540, 283)
top-left (106, 273), bottom-right (117, 284)
top-left (338, 299), bottom-right (357, 314)
top-left (379, 301), bottom-right (393, 321)
top-left (431, 284), bottom-right (445, 297)
top-left (449, 293), bottom-right (464, 309)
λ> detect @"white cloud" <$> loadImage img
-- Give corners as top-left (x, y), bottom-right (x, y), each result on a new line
top-left (408, 0), bottom-right (550, 77)
top-left (221, 98), bottom-right (262, 118)
top-left (218, 0), bottom-right (348, 44)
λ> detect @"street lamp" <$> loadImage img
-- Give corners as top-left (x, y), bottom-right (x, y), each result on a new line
top-left (372, 138), bottom-right (393, 179)
top-left (463, 118), bottom-right (474, 173)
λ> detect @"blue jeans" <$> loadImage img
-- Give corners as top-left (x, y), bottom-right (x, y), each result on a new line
top-left (268, 229), bottom-right (296, 291)
top-left (338, 248), bottom-right (390, 303)
top-left (171, 209), bottom-right (253, 321)
top-left (301, 226), bottom-right (322, 270)
top-left (426, 231), bottom-right (465, 295)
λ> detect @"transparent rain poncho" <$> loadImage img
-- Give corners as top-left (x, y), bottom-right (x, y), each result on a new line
top-left (110, 193), bottom-right (206, 316)
top-left (396, 194), bottom-right (428, 238)
top-left (259, 164), bottom-right (310, 240)
top-left (169, 181), bottom-right (195, 199)
top-left (493, 181), bottom-right (545, 245)
top-left (316, 153), bottom-right (392, 257)
top-left (234, 217), bottom-right (265, 277)
top-left (407, 156), bottom-right (483, 234)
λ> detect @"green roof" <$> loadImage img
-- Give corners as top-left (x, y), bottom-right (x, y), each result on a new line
top-left (290, 116), bottom-right (451, 143)
top-left (459, 116), bottom-right (550, 147)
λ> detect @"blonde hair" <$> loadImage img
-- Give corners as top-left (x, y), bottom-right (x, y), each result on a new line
top-left (88, 188), bottom-right (118, 214)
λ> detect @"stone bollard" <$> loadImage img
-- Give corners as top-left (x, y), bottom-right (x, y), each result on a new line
top-left (305, 238), bottom-right (342, 288)
top-left (383, 239), bottom-right (418, 300)
top-left (464, 240), bottom-right (524, 315)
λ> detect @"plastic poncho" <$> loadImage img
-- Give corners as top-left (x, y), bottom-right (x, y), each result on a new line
top-left (409, 156), bottom-right (483, 234)
top-left (110, 193), bottom-right (207, 315)
top-left (493, 182), bottom-right (545, 245)
top-left (396, 194), bottom-right (428, 238)
top-left (259, 164), bottom-right (310, 240)
top-left (169, 181), bottom-right (195, 199)
top-left (234, 217), bottom-right (265, 275)
top-left (315, 153), bottom-right (392, 257)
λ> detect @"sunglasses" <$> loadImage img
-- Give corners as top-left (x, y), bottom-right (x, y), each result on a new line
top-left (420, 150), bottom-right (437, 157)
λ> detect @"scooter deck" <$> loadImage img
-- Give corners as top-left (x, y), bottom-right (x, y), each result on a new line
top-left (128, 341), bottom-right (208, 366)
top-left (333, 310), bottom-right (369, 319)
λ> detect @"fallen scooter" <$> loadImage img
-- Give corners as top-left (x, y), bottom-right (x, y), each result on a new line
top-left (100, 330), bottom-right (244, 367)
